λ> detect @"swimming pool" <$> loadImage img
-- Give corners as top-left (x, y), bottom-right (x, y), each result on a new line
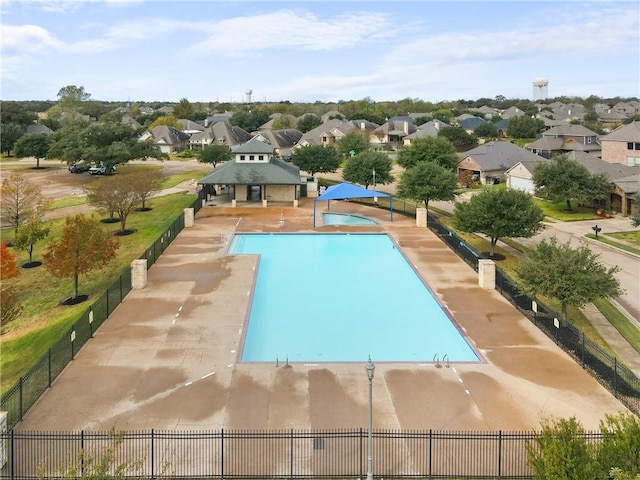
top-left (322, 212), bottom-right (377, 226)
top-left (228, 233), bottom-right (479, 363)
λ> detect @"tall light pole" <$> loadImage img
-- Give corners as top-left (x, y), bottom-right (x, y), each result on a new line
top-left (372, 169), bottom-right (378, 203)
top-left (365, 356), bottom-right (375, 480)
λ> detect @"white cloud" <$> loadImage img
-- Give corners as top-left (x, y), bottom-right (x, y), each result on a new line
top-left (189, 9), bottom-right (394, 55)
top-left (1, 24), bottom-right (64, 53)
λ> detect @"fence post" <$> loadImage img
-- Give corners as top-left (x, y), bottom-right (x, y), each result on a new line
top-left (10, 429), bottom-right (14, 480)
top-left (220, 429), bottom-right (224, 479)
top-left (290, 429), bottom-right (294, 480)
top-left (151, 429), bottom-right (154, 480)
top-left (120, 275), bottom-right (123, 302)
top-left (360, 427), bottom-right (363, 480)
top-left (498, 430), bottom-right (502, 479)
top-left (80, 430), bottom-right (84, 475)
top-left (428, 429), bottom-right (432, 480)
top-left (614, 358), bottom-right (618, 396)
top-left (581, 333), bottom-right (585, 366)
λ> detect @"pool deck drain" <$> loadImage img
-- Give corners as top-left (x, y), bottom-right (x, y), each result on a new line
top-left (17, 200), bottom-right (629, 432)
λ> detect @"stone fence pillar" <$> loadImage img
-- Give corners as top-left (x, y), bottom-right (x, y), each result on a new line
top-left (131, 259), bottom-right (148, 290)
top-left (184, 207), bottom-right (194, 227)
top-left (478, 259), bottom-right (496, 289)
top-left (416, 208), bottom-right (427, 228)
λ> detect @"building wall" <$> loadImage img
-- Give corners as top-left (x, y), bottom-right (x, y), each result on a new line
top-left (602, 140), bottom-right (640, 166)
top-left (265, 185), bottom-right (296, 201)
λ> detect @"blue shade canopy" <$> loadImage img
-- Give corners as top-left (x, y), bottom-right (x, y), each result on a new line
top-left (313, 182), bottom-right (393, 227)
top-left (317, 182), bottom-right (391, 201)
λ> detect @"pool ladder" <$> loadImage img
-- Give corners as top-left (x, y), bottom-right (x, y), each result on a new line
top-left (434, 354), bottom-right (450, 369)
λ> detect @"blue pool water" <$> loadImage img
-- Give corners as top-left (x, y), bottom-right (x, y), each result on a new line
top-left (228, 234), bottom-right (479, 363)
top-left (323, 213), bottom-right (377, 226)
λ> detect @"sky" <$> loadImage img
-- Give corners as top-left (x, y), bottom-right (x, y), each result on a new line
top-left (1, 0), bottom-right (639, 104)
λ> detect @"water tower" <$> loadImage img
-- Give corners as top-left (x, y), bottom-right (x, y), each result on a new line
top-left (532, 77), bottom-right (549, 100)
top-left (245, 89), bottom-right (253, 103)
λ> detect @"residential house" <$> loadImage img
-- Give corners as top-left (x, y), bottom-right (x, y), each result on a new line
top-left (138, 125), bottom-right (190, 154)
top-left (258, 114), bottom-right (298, 131)
top-left (371, 119), bottom-right (416, 149)
top-left (507, 151), bottom-right (639, 215)
top-left (321, 110), bottom-right (345, 122)
top-left (294, 119), bottom-right (378, 149)
top-left (594, 103), bottom-right (628, 128)
top-left (203, 112), bottom-right (234, 127)
top-left (456, 115), bottom-right (485, 133)
top-left (403, 120), bottom-right (449, 146)
top-left (198, 137), bottom-right (302, 207)
top-left (189, 121), bottom-right (252, 150)
top-left (121, 115), bottom-right (143, 131)
top-left (458, 140), bottom-right (543, 185)
top-left (252, 129), bottom-right (303, 157)
top-left (26, 124), bottom-right (53, 135)
top-left (501, 106), bottom-right (525, 120)
top-left (526, 124), bottom-right (601, 158)
top-left (600, 121), bottom-right (640, 167)
top-left (178, 119), bottom-right (205, 135)
top-left (504, 157), bottom-right (547, 194)
top-left (476, 105), bottom-right (500, 118)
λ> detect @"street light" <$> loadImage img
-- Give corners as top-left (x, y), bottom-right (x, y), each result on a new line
top-left (372, 169), bottom-right (378, 203)
top-left (365, 356), bottom-right (375, 480)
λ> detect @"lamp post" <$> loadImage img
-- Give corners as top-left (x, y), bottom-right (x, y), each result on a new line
top-left (365, 356), bottom-right (375, 480)
top-left (372, 169), bottom-right (377, 203)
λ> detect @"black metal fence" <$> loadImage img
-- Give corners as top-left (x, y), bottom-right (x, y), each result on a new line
top-left (0, 197), bottom-right (203, 431)
top-left (0, 428), bottom-right (607, 479)
top-left (423, 211), bottom-right (640, 416)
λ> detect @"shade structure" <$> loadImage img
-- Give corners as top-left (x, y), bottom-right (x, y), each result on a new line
top-left (313, 182), bottom-right (393, 227)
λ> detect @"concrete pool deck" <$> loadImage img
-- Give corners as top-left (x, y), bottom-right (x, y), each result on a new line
top-left (16, 199), bottom-right (629, 432)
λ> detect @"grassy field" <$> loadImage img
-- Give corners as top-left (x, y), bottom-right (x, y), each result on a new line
top-left (533, 199), bottom-right (601, 221)
top-left (585, 233), bottom-right (640, 256)
top-left (593, 298), bottom-right (640, 355)
top-left (1, 191), bottom-right (198, 394)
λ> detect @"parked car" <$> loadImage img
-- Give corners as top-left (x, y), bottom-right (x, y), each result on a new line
top-left (68, 162), bottom-right (90, 173)
top-left (89, 163), bottom-right (116, 175)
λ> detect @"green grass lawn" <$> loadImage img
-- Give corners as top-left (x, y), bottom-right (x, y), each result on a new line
top-left (0, 192), bottom-right (198, 394)
top-left (585, 233), bottom-right (640, 256)
top-left (607, 230), bottom-right (640, 247)
top-left (593, 298), bottom-right (640, 355)
top-left (533, 199), bottom-right (600, 221)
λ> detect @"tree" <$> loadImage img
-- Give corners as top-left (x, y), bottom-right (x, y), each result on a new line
top-left (438, 125), bottom-right (476, 148)
top-left (336, 130), bottom-right (370, 159)
top-left (13, 209), bottom-right (49, 266)
top-left (297, 113), bottom-right (322, 133)
top-left (48, 120), bottom-right (164, 171)
top-left (13, 133), bottom-right (52, 168)
top-left (630, 193), bottom-right (640, 227)
top-left (473, 122), bottom-right (498, 139)
top-left (0, 122), bottom-right (26, 155)
top-left (230, 109), bottom-right (270, 132)
top-left (57, 85), bottom-right (91, 103)
top-left (514, 237), bottom-right (622, 324)
top-left (290, 144), bottom-right (340, 177)
top-left (397, 161), bottom-right (457, 212)
top-left (342, 150), bottom-right (393, 189)
top-left (596, 412), bottom-right (640, 477)
top-left (507, 115), bottom-right (544, 139)
top-left (197, 144), bottom-right (232, 168)
top-left (526, 416), bottom-right (595, 480)
top-left (148, 115), bottom-right (181, 130)
top-left (85, 174), bottom-right (141, 232)
top-left (84, 177), bottom-right (120, 222)
top-left (130, 169), bottom-right (164, 210)
top-left (452, 187), bottom-right (544, 257)
top-left (43, 214), bottom-right (119, 301)
top-left (0, 172), bottom-right (43, 231)
top-left (172, 98), bottom-right (195, 120)
top-left (1, 241), bottom-right (19, 279)
top-left (0, 241), bottom-right (22, 331)
top-left (533, 154), bottom-right (609, 211)
top-left (396, 136), bottom-right (458, 171)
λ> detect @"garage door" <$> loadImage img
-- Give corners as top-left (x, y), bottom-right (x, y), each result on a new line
top-left (508, 175), bottom-right (535, 194)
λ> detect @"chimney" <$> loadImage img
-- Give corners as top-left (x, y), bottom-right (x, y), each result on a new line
top-left (434, 122), bottom-right (440, 131)
top-left (360, 122), bottom-right (365, 130)
top-left (204, 118), bottom-right (209, 127)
